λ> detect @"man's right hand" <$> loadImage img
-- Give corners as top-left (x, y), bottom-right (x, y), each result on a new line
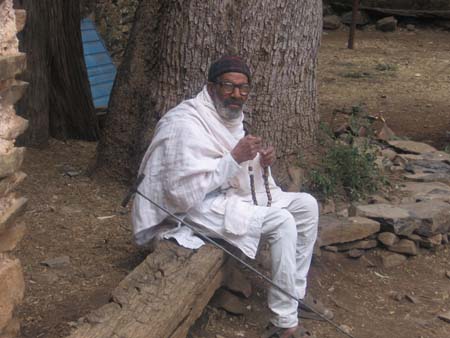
top-left (231, 135), bottom-right (263, 164)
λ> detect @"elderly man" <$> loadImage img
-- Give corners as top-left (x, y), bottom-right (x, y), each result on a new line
top-left (132, 56), bottom-right (320, 338)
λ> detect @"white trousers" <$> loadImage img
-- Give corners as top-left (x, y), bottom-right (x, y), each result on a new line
top-left (262, 193), bottom-right (318, 328)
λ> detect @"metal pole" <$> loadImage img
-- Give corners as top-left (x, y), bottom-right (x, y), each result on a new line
top-left (123, 174), bottom-right (358, 338)
top-left (348, 0), bottom-right (360, 49)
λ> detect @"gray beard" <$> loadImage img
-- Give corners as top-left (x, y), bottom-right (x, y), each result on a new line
top-left (215, 100), bottom-right (243, 121)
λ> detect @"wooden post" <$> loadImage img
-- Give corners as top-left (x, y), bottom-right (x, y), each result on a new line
top-left (348, 0), bottom-right (360, 49)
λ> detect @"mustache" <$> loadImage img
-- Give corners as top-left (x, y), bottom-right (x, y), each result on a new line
top-left (224, 98), bottom-right (244, 107)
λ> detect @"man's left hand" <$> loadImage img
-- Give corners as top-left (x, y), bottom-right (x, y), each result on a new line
top-left (260, 146), bottom-right (275, 168)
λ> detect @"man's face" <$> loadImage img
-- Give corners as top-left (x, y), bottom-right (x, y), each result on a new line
top-left (208, 72), bottom-right (250, 120)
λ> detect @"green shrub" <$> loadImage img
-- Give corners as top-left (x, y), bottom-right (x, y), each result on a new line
top-left (309, 142), bottom-right (381, 201)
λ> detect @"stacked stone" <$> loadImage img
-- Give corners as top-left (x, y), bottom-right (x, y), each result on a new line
top-left (317, 139), bottom-right (450, 268)
top-left (0, 1), bottom-right (28, 337)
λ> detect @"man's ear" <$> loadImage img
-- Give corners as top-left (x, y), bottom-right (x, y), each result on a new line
top-left (207, 82), bottom-right (214, 96)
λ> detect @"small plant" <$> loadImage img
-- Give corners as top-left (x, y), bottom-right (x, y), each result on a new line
top-left (339, 71), bottom-right (372, 79)
top-left (375, 63), bottom-right (398, 72)
top-left (309, 142), bottom-right (381, 201)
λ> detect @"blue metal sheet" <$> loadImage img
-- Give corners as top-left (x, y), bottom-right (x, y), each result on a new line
top-left (81, 18), bottom-right (117, 109)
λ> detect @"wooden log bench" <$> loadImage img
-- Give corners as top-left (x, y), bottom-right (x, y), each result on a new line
top-left (67, 240), bottom-right (228, 338)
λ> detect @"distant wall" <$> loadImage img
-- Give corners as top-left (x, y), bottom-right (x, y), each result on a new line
top-left (0, 0), bottom-right (28, 337)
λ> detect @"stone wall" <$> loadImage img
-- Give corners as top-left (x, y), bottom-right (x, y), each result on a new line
top-left (0, 0), bottom-right (28, 337)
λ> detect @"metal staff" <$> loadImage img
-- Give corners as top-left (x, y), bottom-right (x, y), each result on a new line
top-left (122, 173), bottom-right (357, 338)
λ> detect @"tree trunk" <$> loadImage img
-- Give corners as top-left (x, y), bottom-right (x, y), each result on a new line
top-left (16, 0), bottom-right (98, 146)
top-left (96, 0), bottom-right (322, 183)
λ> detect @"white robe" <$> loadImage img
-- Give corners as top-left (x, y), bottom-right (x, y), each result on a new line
top-left (132, 86), bottom-right (296, 258)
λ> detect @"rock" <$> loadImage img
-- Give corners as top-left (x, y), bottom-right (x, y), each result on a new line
top-left (381, 148), bottom-right (397, 161)
top-left (0, 147), bottom-right (25, 179)
top-left (323, 15), bottom-right (341, 30)
top-left (446, 271), bottom-right (450, 280)
top-left (377, 124), bottom-right (396, 141)
top-left (419, 234), bottom-right (443, 249)
top-left (0, 172), bottom-right (26, 196)
top-left (398, 151), bottom-right (450, 163)
top-left (350, 204), bottom-right (420, 236)
top-left (318, 215), bottom-right (380, 247)
top-left (0, 221), bottom-right (25, 252)
top-left (442, 233), bottom-right (449, 244)
top-left (341, 10), bottom-right (369, 25)
top-left (407, 233), bottom-right (422, 243)
top-left (378, 232), bottom-right (399, 247)
top-left (406, 24), bottom-right (415, 31)
top-left (320, 198), bottom-right (335, 214)
top-left (405, 159), bottom-right (450, 175)
top-left (40, 256), bottom-right (71, 268)
top-left (0, 80), bottom-right (28, 106)
top-left (403, 173), bottom-right (450, 185)
top-left (368, 194), bottom-right (390, 204)
top-left (337, 239), bottom-right (378, 252)
top-left (376, 16), bottom-right (397, 32)
top-left (388, 239), bottom-right (417, 256)
top-left (438, 311), bottom-right (450, 323)
top-left (401, 200), bottom-right (450, 237)
top-left (212, 288), bottom-right (246, 315)
top-left (14, 9), bottom-right (26, 31)
top-left (399, 182), bottom-right (450, 204)
top-left (323, 246), bottom-right (338, 253)
top-left (381, 253), bottom-right (407, 268)
top-left (0, 195), bottom-right (27, 231)
top-left (0, 256), bottom-right (24, 330)
top-left (387, 140), bottom-right (437, 154)
top-left (405, 294), bottom-right (419, 304)
top-left (348, 249), bottom-right (364, 258)
top-left (223, 264), bottom-right (252, 298)
top-left (0, 53), bottom-right (26, 82)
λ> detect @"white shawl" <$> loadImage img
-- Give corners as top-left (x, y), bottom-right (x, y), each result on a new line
top-left (132, 86), bottom-right (285, 254)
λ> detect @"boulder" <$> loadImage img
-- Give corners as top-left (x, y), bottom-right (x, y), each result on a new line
top-left (376, 16), bottom-right (398, 32)
top-left (318, 215), bottom-right (380, 247)
top-left (381, 253), bottom-right (407, 268)
top-left (388, 239), bottom-right (417, 256)
top-left (401, 200), bottom-right (450, 237)
top-left (378, 232), bottom-right (399, 246)
top-left (350, 204), bottom-right (420, 236)
top-left (387, 140), bottom-right (437, 154)
top-left (0, 195), bottom-right (27, 232)
top-left (419, 234), bottom-right (443, 249)
top-left (323, 15), bottom-right (341, 30)
top-left (348, 249), bottom-right (364, 258)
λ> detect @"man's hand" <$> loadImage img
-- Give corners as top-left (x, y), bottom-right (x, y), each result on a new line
top-left (231, 135), bottom-right (262, 164)
top-left (260, 145), bottom-right (275, 168)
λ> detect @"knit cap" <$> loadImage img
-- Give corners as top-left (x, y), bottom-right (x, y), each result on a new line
top-left (208, 55), bottom-right (251, 82)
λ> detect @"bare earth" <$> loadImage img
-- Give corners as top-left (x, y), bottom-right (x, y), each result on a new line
top-left (15, 28), bottom-right (450, 338)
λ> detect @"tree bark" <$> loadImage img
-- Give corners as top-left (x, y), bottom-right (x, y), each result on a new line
top-left (96, 0), bottom-right (322, 183)
top-left (16, 0), bottom-right (98, 146)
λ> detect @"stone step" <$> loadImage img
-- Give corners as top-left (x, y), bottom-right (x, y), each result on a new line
top-left (0, 80), bottom-right (28, 106)
top-left (401, 200), bottom-right (450, 237)
top-left (318, 215), bottom-right (380, 247)
top-left (0, 53), bottom-right (26, 82)
top-left (0, 147), bottom-right (25, 179)
top-left (387, 140), bottom-right (437, 154)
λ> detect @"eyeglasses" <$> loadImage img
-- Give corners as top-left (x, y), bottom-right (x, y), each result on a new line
top-left (215, 81), bottom-right (251, 96)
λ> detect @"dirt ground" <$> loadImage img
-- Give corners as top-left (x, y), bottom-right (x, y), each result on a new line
top-left (14, 27), bottom-right (450, 338)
